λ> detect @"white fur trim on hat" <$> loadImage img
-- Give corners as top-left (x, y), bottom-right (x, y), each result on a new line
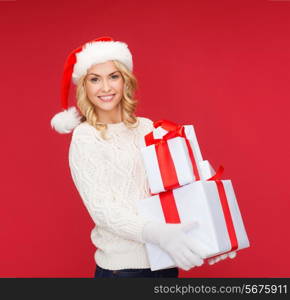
top-left (50, 106), bottom-right (82, 134)
top-left (72, 41), bottom-right (133, 84)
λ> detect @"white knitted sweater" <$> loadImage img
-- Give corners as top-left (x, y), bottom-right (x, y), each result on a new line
top-left (68, 117), bottom-right (154, 270)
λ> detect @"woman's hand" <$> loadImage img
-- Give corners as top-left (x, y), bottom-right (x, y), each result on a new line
top-left (208, 251), bottom-right (237, 265)
top-left (142, 221), bottom-right (209, 271)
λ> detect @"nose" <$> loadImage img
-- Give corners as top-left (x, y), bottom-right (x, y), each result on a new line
top-left (101, 78), bottom-right (112, 92)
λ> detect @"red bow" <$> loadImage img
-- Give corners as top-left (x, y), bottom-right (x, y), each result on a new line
top-left (145, 120), bottom-right (186, 146)
top-left (145, 120), bottom-right (201, 188)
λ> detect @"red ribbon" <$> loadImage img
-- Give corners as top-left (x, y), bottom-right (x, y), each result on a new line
top-left (207, 166), bottom-right (238, 252)
top-left (145, 120), bottom-right (200, 192)
top-left (159, 190), bottom-right (181, 224)
top-left (158, 165), bottom-right (238, 252)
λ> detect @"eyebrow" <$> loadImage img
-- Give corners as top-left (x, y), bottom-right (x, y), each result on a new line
top-left (87, 71), bottom-right (120, 77)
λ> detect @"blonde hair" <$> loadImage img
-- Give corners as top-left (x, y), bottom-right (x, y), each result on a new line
top-left (76, 60), bottom-right (139, 140)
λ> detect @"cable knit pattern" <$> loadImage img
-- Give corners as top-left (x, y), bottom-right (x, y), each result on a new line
top-left (68, 117), bottom-right (155, 270)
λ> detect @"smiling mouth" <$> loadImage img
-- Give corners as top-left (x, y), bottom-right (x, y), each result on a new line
top-left (98, 94), bottom-right (115, 101)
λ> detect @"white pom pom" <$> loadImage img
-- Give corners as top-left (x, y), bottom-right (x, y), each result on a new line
top-left (50, 106), bottom-right (82, 134)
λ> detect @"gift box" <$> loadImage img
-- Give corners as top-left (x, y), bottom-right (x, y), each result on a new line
top-left (141, 120), bottom-right (212, 194)
top-left (137, 168), bottom-right (250, 271)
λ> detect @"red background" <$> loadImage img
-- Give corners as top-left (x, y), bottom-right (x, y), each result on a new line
top-left (0, 0), bottom-right (289, 278)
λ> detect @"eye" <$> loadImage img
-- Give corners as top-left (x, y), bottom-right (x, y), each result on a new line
top-left (90, 77), bottom-right (98, 82)
top-left (111, 75), bottom-right (119, 79)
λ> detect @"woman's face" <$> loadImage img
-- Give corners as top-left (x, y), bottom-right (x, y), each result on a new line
top-left (84, 60), bottom-right (124, 114)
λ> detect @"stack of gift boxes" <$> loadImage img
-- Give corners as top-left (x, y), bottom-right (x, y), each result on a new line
top-left (137, 120), bottom-right (250, 271)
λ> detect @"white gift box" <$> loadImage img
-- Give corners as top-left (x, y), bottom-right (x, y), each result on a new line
top-left (137, 180), bottom-right (250, 271)
top-left (141, 124), bottom-right (212, 194)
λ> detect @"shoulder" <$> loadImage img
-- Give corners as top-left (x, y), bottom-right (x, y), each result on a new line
top-left (69, 122), bottom-right (104, 155)
top-left (71, 121), bottom-right (104, 144)
top-left (137, 116), bottom-right (153, 125)
top-left (72, 121), bottom-right (93, 139)
top-left (137, 116), bottom-right (154, 131)
top-left (69, 122), bottom-right (105, 162)
top-left (136, 116), bottom-right (154, 136)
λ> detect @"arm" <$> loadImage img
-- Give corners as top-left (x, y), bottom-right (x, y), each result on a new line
top-left (68, 133), bottom-right (151, 243)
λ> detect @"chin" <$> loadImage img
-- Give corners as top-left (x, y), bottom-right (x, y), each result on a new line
top-left (97, 103), bottom-right (119, 111)
top-left (97, 99), bottom-right (121, 109)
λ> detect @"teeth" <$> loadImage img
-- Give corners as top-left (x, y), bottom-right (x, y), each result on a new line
top-left (99, 95), bottom-right (114, 101)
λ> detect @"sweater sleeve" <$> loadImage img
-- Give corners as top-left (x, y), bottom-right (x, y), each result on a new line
top-left (68, 130), bottom-right (151, 244)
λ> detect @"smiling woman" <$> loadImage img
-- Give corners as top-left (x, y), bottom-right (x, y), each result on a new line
top-left (50, 36), bottom-right (138, 135)
top-left (75, 59), bottom-right (139, 140)
top-left (83, 64), bottom-right (124, 111)
top-left (50, 36), bottom-right (207, 278)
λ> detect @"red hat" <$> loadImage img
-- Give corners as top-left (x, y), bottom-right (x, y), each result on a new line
top-left (50, 36), bottom-right (133, 134)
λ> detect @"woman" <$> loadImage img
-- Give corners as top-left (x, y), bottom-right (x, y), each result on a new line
top-left (50, 36), bottom-right (235, 278)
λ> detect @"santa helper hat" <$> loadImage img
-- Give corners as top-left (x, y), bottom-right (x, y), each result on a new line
top-left (50, 36), bottom-right (133, 134)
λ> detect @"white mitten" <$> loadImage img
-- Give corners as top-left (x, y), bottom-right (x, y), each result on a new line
top-left (208, 251), bottom-right (237, 265)
top-left (142, 221), bottom-right (209, 271)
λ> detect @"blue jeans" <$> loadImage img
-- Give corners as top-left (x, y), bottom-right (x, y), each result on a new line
top-left (94, 265), bottom-right (179, 278)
